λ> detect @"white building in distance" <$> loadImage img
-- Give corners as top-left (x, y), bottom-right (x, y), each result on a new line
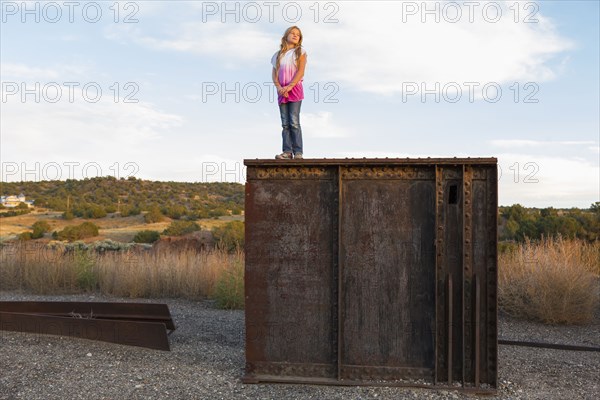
top-left (0, 193), bottom-right (34, 208)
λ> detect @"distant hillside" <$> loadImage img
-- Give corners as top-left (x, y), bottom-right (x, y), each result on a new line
top-left (2, 177), bottom-right (598, 242)
top-left (0, 176), bottom-right (244, 219)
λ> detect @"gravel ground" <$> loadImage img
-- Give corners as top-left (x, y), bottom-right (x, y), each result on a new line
top-left (0, 290), bottom-right (598, 400)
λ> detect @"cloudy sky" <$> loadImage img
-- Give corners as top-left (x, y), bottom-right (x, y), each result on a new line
top-left (1, 0), bottom-right (598, 207)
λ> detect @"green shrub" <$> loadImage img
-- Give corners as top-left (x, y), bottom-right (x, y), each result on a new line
top-left (121, 205), bottom-right (141, 217)
top-left (208, 206), bottom-right (228, 218)
top-left (18, 231), bottom-right (32, 241)
top-left (164, 204), bottom-right (187, 220)
top-left (31, 220), bottom-right (51, 239)
top-left (74, 248), bottom-right (97, 291)
top-left (72, 203), bottom-right (106, 219)
top-left (144, 206), bottom-right (164, 223)
top-left (55, 222), bottom-right (99, 241)
top-left (133, 230), bottom-right (161, 244)
top-left (0, 209), bottom-right (30, 217)
top-left (87, 205), bottom-right (107, 219)
top-left (212, 221), bottom-right (244, 252)
top-left (213, 260), bottom-right (244, 309)
top-left (16, 202), bottom-right (29, 210)
top-left (162, 220), bottom-right (200, 236)
top-left (231, 207), bottom-right (242, 215)
top-left (193, 208), bottom-right (209, 219)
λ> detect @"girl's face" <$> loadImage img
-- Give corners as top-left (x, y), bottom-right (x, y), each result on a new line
top-left (286, 29), bottom-right (301, 46)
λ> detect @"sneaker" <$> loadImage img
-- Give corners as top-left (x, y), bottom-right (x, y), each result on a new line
top-left (275, 152), bottom-right (293, 159)
top-left (294, 153), bottom-right (303, 159)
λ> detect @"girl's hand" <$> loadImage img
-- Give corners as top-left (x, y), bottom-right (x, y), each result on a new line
top-left (282, 84), bottom-right (293, 97)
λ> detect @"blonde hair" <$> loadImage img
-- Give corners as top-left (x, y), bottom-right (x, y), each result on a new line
top-left (274, 26), bottom-right (304, 76)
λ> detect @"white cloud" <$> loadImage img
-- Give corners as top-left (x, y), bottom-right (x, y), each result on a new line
top-left (491, 139), bottom-right (597, 148)
top-left (497, 153), bottom-right (599, 208)
top-left (1, 81), bottom-right (184, 181)
top-left (1, 63), bottom-right (61, 80)
top-left (304, 1), bottom-right (575, 96)
top-left (104, 21), bottom-right (275, 68)
top-left (102, 1), bottom-right (574, 98)
top-left (1, 62), bottom-right (94, 81)
top-left (149, 154), bottom-right (247, 183)
top-left (302, 111), bottom-right (348, 138)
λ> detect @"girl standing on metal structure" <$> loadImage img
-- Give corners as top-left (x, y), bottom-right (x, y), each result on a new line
top-left (271, 26), bottom-right (308, 160)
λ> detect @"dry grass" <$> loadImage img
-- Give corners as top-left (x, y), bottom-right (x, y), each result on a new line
top-left (0, 241), bottom-right (244, 301)
top-left (498, 237), bottom-right (599, 324)
top-left (4, 235), bottom-right (598, 319)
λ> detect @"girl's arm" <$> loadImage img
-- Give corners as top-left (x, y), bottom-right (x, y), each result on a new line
top-left (273, 67), bottom-right (288, 97)
top-left (272, 67), bottom-right (281, 89)
top-left (283, 54), bottom-right (307, 91)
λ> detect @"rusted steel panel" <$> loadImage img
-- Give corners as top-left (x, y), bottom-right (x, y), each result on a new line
top-left (244, 158), bottom-right (497, 391)
top-left (245, 166), bottom-right (338, 378)
top-left (441, 167), bottom-right (464, 384)
top-left (339, 168), bottom-right (436, 380)
top-left (0, 312), bottom-right (171, 351)
top-left (0, 301), bottom-right (176, 331)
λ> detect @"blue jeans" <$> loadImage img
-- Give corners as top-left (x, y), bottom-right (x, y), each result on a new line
top-left (278, 100), bottom-right (303, 155)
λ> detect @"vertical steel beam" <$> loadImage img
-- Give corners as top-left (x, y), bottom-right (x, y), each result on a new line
top-left (475, 275), bottom-right (481, 388)
top-left (337, 165), bottom-right (344, 380)
top-left (447, 274), bottom-right (453, 385)
top-left (434, 165), bottom-right (445, 384)
top-left (462, 165), bottom-right (474, 385)
top-left (486, 166), bottom-right (499, 387)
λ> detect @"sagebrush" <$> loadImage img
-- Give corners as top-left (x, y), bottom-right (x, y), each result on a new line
top-left (498, 237), bottom-right (599, 324)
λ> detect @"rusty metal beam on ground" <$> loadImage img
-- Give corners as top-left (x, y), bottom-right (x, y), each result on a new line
top-left (498, 339), bottom-right (600, 353)
top-left (0, 301), bottom-right (175, 351)
top-left (0, 301), bottom-right (176, 330)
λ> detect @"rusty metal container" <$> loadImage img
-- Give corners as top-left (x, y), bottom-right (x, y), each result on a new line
top-left (243, 158), bottom-right (497, 392)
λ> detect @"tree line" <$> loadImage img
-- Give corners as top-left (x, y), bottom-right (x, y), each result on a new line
top-left (499, 203), bottom-right (599, 242)
top-left (1, 176), bottom-right (244, 220)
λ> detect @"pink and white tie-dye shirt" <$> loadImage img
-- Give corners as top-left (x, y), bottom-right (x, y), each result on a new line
top-left (271, 47), bottom-right (307, 105)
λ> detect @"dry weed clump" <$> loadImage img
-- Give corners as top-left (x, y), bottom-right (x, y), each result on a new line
top-left (0, 241), bottom-right (244, 302)
top-left (498, 237), bottom-right (599, 324)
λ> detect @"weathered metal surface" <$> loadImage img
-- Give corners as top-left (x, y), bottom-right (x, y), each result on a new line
top-left (339, 169), bottom-right (436, 381)
top-left (0, 301), bottom-right (176, 330)
top-left (245, 168), bottom-right (338, 378)
top-left (0, 301), bottom-right (175, 350)
top-left (244, 158), bottom-right (498, 391)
